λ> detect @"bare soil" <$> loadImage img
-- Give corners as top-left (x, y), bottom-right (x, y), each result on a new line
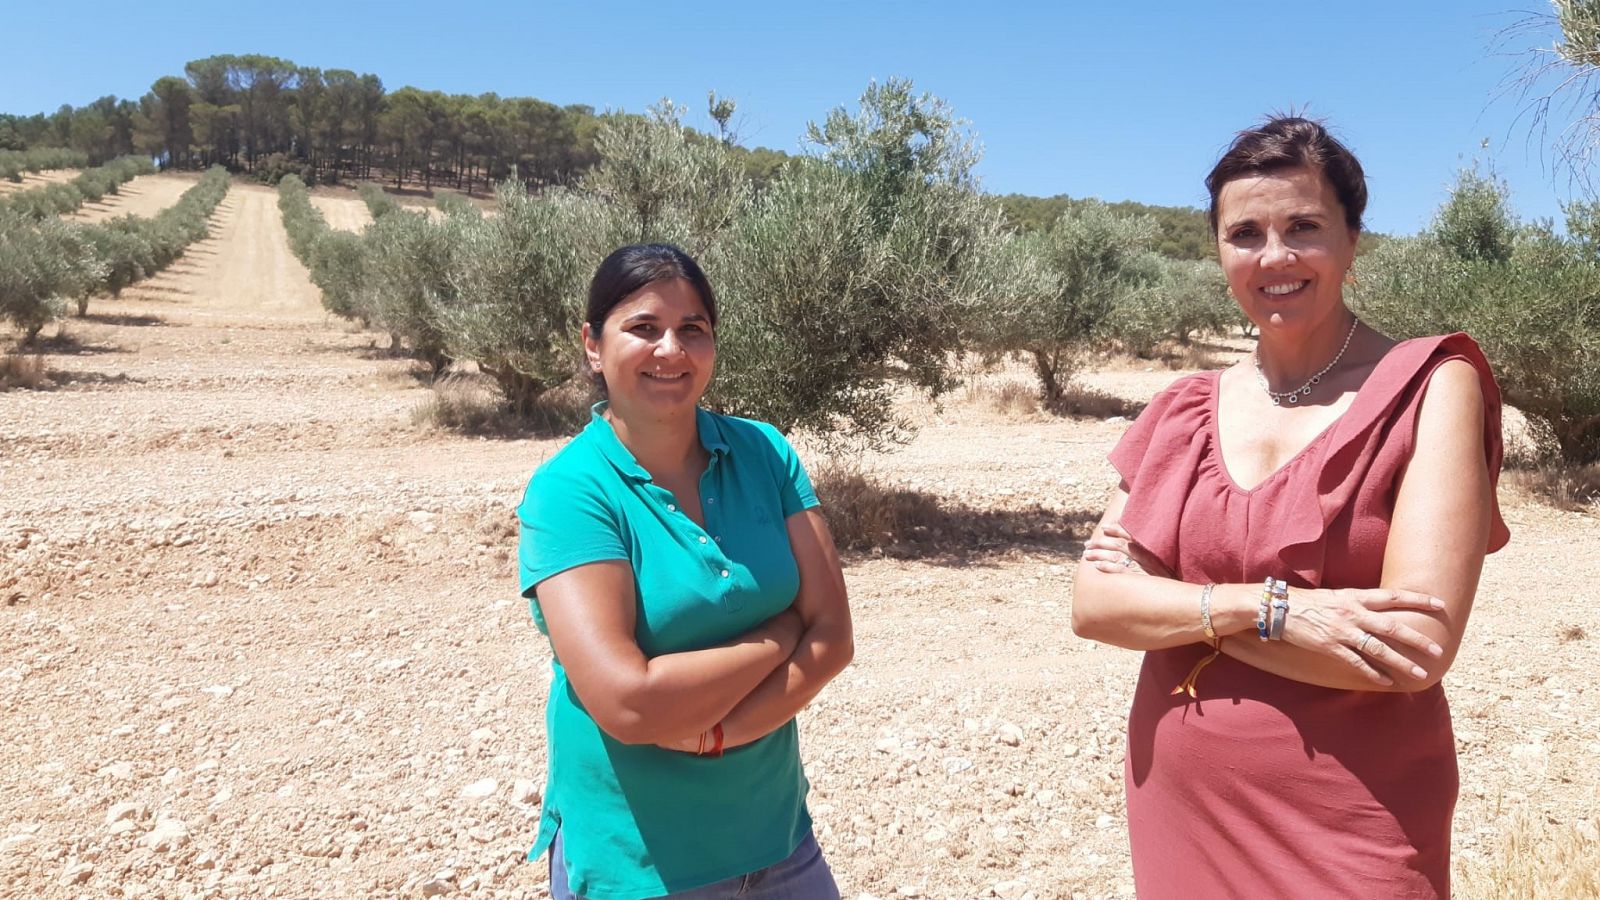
top-left (0, 169), bottom-right (82, 196)
top-left (1, 180), bottom-right (1596, 899)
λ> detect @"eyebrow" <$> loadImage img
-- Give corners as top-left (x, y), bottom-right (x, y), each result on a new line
top-left (1223, 210), bottom-right (1328, 231)
top-left (619, 312), bottom-right (710, 325)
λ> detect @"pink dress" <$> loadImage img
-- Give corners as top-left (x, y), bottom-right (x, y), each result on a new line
top-left (1109, 334), bottom-right (1510, 899)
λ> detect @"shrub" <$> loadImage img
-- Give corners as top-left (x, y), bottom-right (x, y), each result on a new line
top-left (434, 184), bottom-right (626, 411)
top-left (585, 100), bottom-right (749, 247)
top-left (983, 201), bottom-right (1164, 403)
top-left (358, 183), bottom-right (402, 220)
top-left (1106, 257), bottom-right (1234, 357)
top-left (0, 210), bottom-right (101, 340)
top-left (1354, 171), bottom-right (1600, 463)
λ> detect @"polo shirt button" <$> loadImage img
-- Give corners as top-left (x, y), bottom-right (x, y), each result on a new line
top-left (720, 569), bottom-right (730, 578)
top-left (698, 536), bottom-right (707, 544)
top-left (707, 498), bottom-right (716, 505)
top-left (715, 536), bottom-right (722, 542)
top-left (666, 504), bottom-right (676, 512)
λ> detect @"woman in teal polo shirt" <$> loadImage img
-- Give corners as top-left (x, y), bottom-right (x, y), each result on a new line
top-left (517, 243), bottom-right (854, 899)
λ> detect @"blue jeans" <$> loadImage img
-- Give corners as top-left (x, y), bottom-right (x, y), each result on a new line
top-left (549, 827), bottom-right (840, 899)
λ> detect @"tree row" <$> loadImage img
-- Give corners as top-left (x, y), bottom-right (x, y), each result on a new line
top-left (0, 167), bottom-right (231, 338)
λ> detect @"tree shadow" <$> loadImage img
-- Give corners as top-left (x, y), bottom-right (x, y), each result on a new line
top-left (815, 467), bottom-right (1096, 565)
top-left (1045, 385), bottom-right (1147, 420)
top-left (83, 312), bottom-right (169, 328)
top-left (42, 369), bottom-right (146, 389)
top-left (31, 331), bottom-right (126, 355)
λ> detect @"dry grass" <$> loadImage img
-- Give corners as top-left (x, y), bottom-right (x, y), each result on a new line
top-left (1504, 463), bottom-right (1600, 511)
top-left (411, 372), bottom-right (590, 438)
top-left (809, 459), bottom-right (1095, 558)
top-left (959, 377), bottom-right (1041, 416)
top-left (1458, 805), bottom-right (1600, 899)
top-left (0, 351), bottom-right (48, 391)
top-left (1049, 384), bottom-right (1145, 420)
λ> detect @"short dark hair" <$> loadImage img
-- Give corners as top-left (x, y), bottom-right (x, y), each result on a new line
top-left (1205, 116), bottom-right (1367, 234)
top-left (584, 243), bottom-right (718, 394)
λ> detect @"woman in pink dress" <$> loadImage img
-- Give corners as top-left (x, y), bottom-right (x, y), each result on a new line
top-left (1070, 116), bottom-right (1509, 899)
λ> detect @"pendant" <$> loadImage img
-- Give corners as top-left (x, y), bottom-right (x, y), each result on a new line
top-left (1287, 394), bottom-right (1298, 404)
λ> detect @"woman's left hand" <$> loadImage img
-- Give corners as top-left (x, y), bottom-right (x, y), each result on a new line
top-left (1082, 522), bottom-right (1173, 578)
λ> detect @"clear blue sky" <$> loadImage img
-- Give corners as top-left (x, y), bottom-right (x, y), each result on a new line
top-left (0, 1), bottom-right (1581, 235)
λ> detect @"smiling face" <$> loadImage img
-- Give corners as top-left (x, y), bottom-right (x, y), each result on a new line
top-left (583, 277), bottom-right (715, 422)
top-left (1215, 165), bottom-right (1359, 336)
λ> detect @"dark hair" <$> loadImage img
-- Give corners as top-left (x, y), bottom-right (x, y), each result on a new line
top-left (1205, 116), bottom-right (1367, 234)
top-left (586, 243), bottom-right (718, 334)
top-left (584, 243), bottom-right (718, 394)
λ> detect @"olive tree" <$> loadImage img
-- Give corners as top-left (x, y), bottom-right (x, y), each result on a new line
top-left (985, 201), bottom-right (1164, 403)
top-left (1354, 170), bottom-right (1600, 463)
top-left (434, 184), bottom-right (628, 411)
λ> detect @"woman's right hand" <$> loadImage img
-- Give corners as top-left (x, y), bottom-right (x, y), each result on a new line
top-left (1282, 587), bottom-right (1446, 686)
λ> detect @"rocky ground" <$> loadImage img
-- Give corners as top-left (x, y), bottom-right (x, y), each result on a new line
top-left (2, 178), bottom-right (1597, 899)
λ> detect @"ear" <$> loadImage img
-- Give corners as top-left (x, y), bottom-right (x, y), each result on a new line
top-left (582, 323), bottom-right (602, 372)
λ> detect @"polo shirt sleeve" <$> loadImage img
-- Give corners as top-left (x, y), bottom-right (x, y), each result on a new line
top-left (516, 464), bottom-right (627, 631)
top-left (754, 421), bottom-right (820, 517)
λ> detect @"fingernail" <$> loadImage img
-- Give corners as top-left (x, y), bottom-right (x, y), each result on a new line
top-left (1428, 643), bottom-right (1443, 657)
top-left (1411, 666), bottom-right (1427, 679)
top-left (1429, 597), bottom-right (1444, 609)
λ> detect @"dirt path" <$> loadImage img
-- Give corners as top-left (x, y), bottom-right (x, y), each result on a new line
top-left (1, 176), bottom-right (1597, 898)
top-left (310, 194), bottom-right (373, 233)
top-left (0, 169), bottom-right (80, 196)
top-left (71, 173), bottom-right (200, 224)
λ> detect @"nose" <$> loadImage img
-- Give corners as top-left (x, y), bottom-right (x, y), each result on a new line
top-left (1261, 230), bottom-right (1295, 268)
top-left (653, 328), bottom-right (685, 357)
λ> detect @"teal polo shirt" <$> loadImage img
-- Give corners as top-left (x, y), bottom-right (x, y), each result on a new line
top-left (516, 403), bottom-right (819, 900)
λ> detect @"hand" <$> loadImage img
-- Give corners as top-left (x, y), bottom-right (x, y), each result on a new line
top-left (1082, 522), bottom-right (1173, 578)
top-left (1283, 588), bottom-right (1446, 686)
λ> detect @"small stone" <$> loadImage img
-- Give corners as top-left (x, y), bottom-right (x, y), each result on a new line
top-left (511, 779), bottom-right (540, 805)
top-left (0, 833), bottom-right (35, 854)
top-left (99, 762), bottom-right (134, 780)
top-left (420, 876), bottom-right (455, 896)
top-left (59, 861), bottom-right (94, 886)
top-left (105, 802), bottom-right (149, 826)
top-left (993, 881), bottom-right (1027, 898)
top-left (995, 724), bottom-right (1024, 747)
top-left (874, 738), bottom-right (900, 753)
top-left (923, 826), bottom-right (947, 844)
top-left (107, 820), bottom-right (137, 836)
top-left (460, 778), bottom-right (497, 800)
top-left (144, 819), bottom-right (190, 852)
top-left (1095, 813), bottom-right (1115, 830)
top-left (468, 727), bottom-right (494, 744)
top-left (942, 757), bottom-right (972, 774)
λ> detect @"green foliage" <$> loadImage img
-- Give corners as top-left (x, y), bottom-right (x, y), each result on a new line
top-left (0, 155), bottom-right (154, 219)
top-left (356, 210), bottom-right (458, 372)
top-left (1431, 168), bottom-right (1517, 263)
top-left (585, 101), bottom-right (750, 246)
top-left (358, 183), bottom-right (402, 220)
top-left (0, 147), bottom-right (89, 182)
top-left (699, 81), bottom-right (1014, 448)
top-left (997, 193), bottom-right (1215, 260)
top-left (983, 202), bottom-right (1165, 402)
top-left (1354, 174), bottom-right (1600, 463)
top-left (433, 185), bottom-right (626, 410)
top-left (0, 211), bottom-right (99, 339)
top-left (1105, 258), bottom-right (1235, 356)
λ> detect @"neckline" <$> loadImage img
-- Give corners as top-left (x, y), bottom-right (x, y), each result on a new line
top-left (1207, 341), bottom-right (1400, 495)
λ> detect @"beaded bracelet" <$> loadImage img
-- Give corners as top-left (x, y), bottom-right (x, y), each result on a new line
top-left (1256, 577), bottom-right (1273, 641)
top-left (1199, 583), bottom-right (1217, 640)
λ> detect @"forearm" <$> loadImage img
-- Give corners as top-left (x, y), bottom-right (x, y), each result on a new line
top-left (613, 616), bottom-right (798, 743)
top-left (1071, 565), bottom-right (1261, 649)
top-left (1222, 607), bottom-right (1455, 692)
top-left (716, 620), bottom-right (854, 749)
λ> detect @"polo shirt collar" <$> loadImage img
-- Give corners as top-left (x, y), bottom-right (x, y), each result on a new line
top-left (588, 402), bottom-right (730, 483)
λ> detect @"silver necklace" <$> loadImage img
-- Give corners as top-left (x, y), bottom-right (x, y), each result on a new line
top-left (1253, 316), bottom-right (1359, 406)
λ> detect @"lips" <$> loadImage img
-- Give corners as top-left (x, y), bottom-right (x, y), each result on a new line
top-left (641, 371), bottom-right (689, 381)
top-left (1260, 280), bottom-right (1309, 296)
